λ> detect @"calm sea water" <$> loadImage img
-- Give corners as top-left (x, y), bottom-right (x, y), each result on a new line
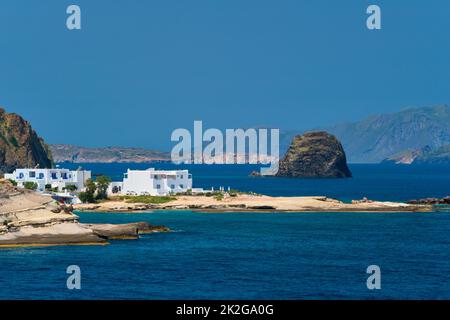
top-left (62, 163), bottom-right (450, 202)
top-left (0, 164), bottom-right (449, 299)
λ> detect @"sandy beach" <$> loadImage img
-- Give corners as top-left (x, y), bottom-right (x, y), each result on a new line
top-left (73, 194), bottom-right (433, 213)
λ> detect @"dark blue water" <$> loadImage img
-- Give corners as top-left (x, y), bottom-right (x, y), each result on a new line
top-left (1, 211), bottom-right (450, 299)
top-left (62, 163), bottom-right (450, 201)
top-left (1, 164), bottom-right (450, 299)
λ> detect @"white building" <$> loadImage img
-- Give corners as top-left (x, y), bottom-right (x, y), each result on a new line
top-left (108, 168), bottom-right (193, 196)
top-left (4, 168), bottom-right (91, 192)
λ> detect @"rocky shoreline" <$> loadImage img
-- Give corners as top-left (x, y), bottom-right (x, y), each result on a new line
top-left (0, 180), bottom-right (169, 248)
top-left (407, 196), bottom-right (450, 205)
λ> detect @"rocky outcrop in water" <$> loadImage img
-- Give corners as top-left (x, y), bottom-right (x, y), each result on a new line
top-left (0, 108), bottom-right (53, 173)
top-left (407, 196), bottom-right (450, 205)
top-left (276, 131), bottom-right (352, 178)
top-left (83, 222), bottom-right (170, 239)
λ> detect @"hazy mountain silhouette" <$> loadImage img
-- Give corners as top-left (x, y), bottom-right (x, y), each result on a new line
top-left (281, 105), bottom-right (450, 163)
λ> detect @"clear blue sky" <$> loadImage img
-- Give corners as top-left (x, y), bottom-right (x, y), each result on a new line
top-left (1, 0), bottom-right (449, 150)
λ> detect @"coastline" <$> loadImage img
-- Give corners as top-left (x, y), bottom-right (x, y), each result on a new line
top-left (73, 194), bottom-right (434, 213)
top-left (0, 180), bottom-right (434, 249)
top-left (0, 181), bottom-right (170, 248)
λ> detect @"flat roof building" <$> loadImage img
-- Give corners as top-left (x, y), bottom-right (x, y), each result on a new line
top-left (109, 168), bottom-right (192, 196)
top-left (4, 168), bottom-right (91, 193)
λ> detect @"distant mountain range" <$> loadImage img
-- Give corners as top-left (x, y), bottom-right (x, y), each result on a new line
top-left (50, 145), bottom-right (170, 163)
top-left (281, 105), bottom-right (450, 163)
top-left (50, 105), bottom-right (450, 164)
top-left (50, 144), bottom-right (276, 164)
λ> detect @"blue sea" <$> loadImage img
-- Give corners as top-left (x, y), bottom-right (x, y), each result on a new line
top-left (1, 163), bottom-right (450, 299)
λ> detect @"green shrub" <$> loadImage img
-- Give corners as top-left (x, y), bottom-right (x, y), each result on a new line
top-left (24, 181), bottom-right (38, 190)
top-left (95, 175), bottom-right (111, 200)
top-left (45, 184), bottom-right (59, 192)
top-left (214, 193), bottom-right (224, 201)
top-left (7, 179), bottom-right (17, 186)
top-left (63, 184), bottom-right (78, 192)
top-left (116, 195), bottom-right (176, 204)
top-left (80, 178), bottom-right (97, 203)
top-left (78, 191), bottom-right (95, 203)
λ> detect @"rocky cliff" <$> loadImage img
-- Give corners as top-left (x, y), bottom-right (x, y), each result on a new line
top-left (276, 131), bottom-right (352, 178)
top-left (0, 108), bottom-right (53, 173)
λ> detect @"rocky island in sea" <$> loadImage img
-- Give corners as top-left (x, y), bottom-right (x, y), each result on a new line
top-left (276, 131), bottom-right (352, 178)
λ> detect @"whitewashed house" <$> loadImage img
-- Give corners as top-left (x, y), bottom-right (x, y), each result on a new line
top-left (4, 168), bottom-right (91, 192)
top-left (108, 168), bottom-right (193, 196)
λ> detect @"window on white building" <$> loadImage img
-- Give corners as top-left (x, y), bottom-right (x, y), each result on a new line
top-left (180, 184), bottom-right (184, 189)
top-left (156, 184), bottom-right (161, 189)
top-left (170, 184), bottom-right (175, 189)
top-left (29, 171), bottom-right (36, 178)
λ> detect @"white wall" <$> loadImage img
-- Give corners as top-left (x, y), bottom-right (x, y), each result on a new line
top-left (121, 169), bottom-right (192, 196)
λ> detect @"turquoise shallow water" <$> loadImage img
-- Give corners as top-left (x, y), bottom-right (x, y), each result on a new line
top-left (0, 164), bottom-right (449, 299)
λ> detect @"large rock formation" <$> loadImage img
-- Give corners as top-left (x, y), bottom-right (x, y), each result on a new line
top-left (0, 108), bottom-right (53, 173)
top-left (276, 131), bottom-right (352, 178)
